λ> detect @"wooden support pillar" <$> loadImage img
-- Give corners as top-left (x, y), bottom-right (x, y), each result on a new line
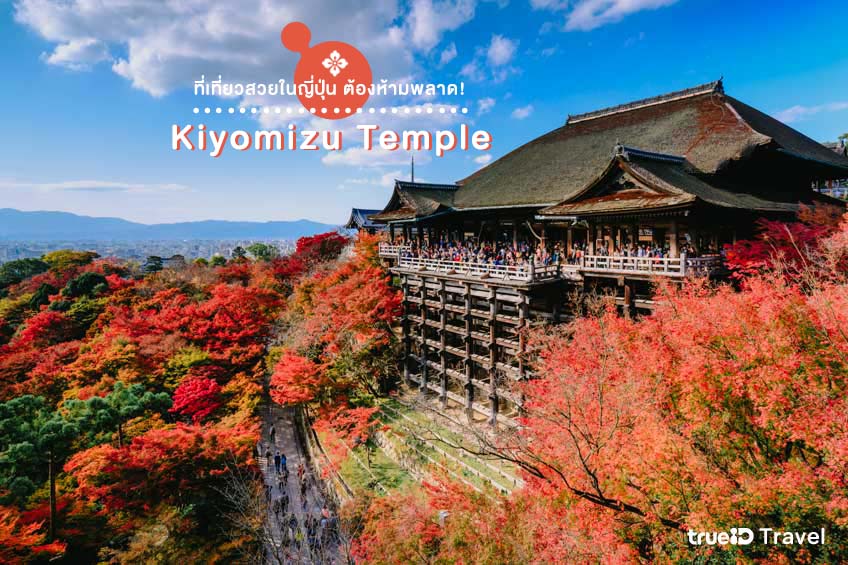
top-left (439, 280), bottom-right (448, 409)
top-left (552, 291), bottom-right (561, 323)
top-left (669, 220), bottom-right (679, 257)
top-left (402, 279), bottom-right (411, 385)
top-left (623, 281), bottom-right (633, 320)
top-left (488, 288), bottom-right (499, 428)
top-left (463, 283), bottom-right (474, 422)
top-left (517, 293), bottom-right (528, 380)
top-left (566, 227), bottom-right (573, 252)
top-left (417, 223), bottom-right (424, 247)
top-left (389, 224), bottom-right (396, 243)
top-left (512, 222), bottom-right (518, 249)
top-left (588, 222), bottom-right (596, 255)
top-left (419, 280), bottom-right (428, 392)
top-left (690, 228), bottom-right (700, 254)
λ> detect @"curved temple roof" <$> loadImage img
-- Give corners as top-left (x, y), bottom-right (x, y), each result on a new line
top-left (344, 208), bottom-right (383, 230)
top-left (539, 145), bottom-right (800, 217)
top-left (371, 80), bottom-right (848, 222)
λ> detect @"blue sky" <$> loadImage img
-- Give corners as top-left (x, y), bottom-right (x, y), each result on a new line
top-left (1, 0), bottom-right (846, 224)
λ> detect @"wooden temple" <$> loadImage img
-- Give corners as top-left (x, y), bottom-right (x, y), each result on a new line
top-left (364, 80), bottom-right (848, 425)
top-left (343, 208), bottom-right (384, 234)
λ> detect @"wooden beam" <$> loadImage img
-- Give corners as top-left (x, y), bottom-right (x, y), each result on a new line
top-left (464, 282), bottom-right (474, 422)
top-left (419, 280), bottom-right (428, 392)
top-left (488, 288), bottom-right (499, 427)
top-left (439, 279), bottom-right (448, 409)
top-left (402, 277), bottom-right (411, 385)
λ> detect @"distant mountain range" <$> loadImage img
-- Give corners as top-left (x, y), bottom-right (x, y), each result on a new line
top-left (0, 209), bottom-right (338, 241)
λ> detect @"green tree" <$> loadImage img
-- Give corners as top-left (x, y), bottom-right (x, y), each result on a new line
top-left (0, 258), bottom-right (49, 289)
top-left (64, 381), bottom-right (171, 448)
top-left (143, 255), bottom-right (164, 274)
top-left (193, 257), bottom-right (209, 266)
top-left (246, 242), bottom-right (279, 261)
top-left (210, 255), bottom-right (227, 267)
top-left (230, 246), bottom-right (247, 260)
top-left (28, 283), bottom-right (58, 310)
top-left (62, 272), bottom-right (107, 298)
top-left (0, 396), bottom-right (79, 541)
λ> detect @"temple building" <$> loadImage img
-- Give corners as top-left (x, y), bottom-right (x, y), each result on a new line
top-left (343, 208), bottom-right (384, 234)
top-left (364, 80), bottom-right (848, 426)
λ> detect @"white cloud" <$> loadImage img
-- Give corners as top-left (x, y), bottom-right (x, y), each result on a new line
top-left (14, 0), bottom-right (416, 98)
top-left (0, 180), bottom-right (190, 194)
top-left (340, 169), bottom-right (403, 190)
top-left (540, 46), bottom-right (558, 57)
top-left (775, 101), bottom-right (848, 124)
top-left (486, 34), bottom-right (517, 66)
top-left (439, 42), bottom-right (458, 66)
top-left (532, 0), bottom-right (676, 32)
top-left (473, 153), bottom-right (492, 164)
top-left (565, 0), bottom-right (678, 31)
top-left (459, 60), bottom-right (485, 82)
top-left (460, 34), bottom-right (520, 83)
top-left (531, 0), bottom-right (569, 8)
top-left (511, 104), bottom-right (533, 119)
top-left (41, 38), bottom-right (110, 70)
top-left (323, 146), bottom-right (433, 168)
top-left (406, 0), bottom-right (476, 52)
top-left (477, 97), bottom-right (496, 115)
top-left (539, 21), bottom-right (557, 34)
top-left (623, 30), bottom-right (646, 47)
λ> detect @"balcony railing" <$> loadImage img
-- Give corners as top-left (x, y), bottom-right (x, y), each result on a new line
top-left (577, 254), bottom-right (723, 277)
top-left (397, 256), bottom-right (551, 282)
top-left (390, 252), bottom-right (723, 282)
top-left (378, 243), bottom-right (412, 257)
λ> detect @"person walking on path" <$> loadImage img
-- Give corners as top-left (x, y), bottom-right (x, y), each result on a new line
top-left (272, 497), bottom-right (284, 519)
top-left (279, 489), bottom-right (289, 514)
top-left (269, 424), bottom-right (276, 444)
top-left (265, 448), bottom-right (273, 473)
top-left (274, 451), bottom-right (282, 475)
top-left (280, 451), bottom-right (287, 474)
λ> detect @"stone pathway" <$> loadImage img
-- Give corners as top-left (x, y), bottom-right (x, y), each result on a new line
top-left (258, 403), bottom-right (339, 564)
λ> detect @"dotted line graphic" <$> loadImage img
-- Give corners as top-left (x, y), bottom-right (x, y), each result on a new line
top-left (192, 106), bottom-right (469, 116)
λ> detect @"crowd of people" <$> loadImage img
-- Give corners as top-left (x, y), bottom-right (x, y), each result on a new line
top-left (394, 237), bottom-right (716, 267)
top-left (259, 425), bottom-right (339, 562)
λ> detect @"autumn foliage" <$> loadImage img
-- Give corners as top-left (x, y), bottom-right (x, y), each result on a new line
top-left (353, 210), bottom-right (848, 564)
top-left (7, 210), bottom-right (848, 563)
top-left (269, 234), bottom-right (400, 452)
top-left (0, 241), bottom-right (305, 561)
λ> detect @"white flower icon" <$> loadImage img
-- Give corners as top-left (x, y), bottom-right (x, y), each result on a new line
top-left (322, 50), bottom-right (348, 77)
